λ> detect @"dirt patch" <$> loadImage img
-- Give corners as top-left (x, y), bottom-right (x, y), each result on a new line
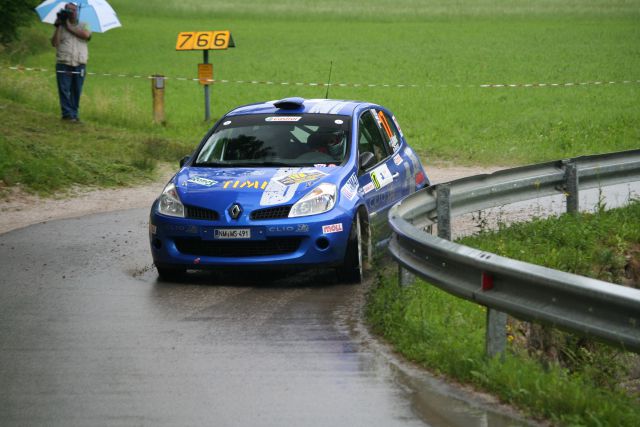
top-left (0, 165), bottom-right (502, 235)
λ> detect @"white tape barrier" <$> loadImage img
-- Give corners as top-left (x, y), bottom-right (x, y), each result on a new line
top-left (4, 66), bottom-right (639, 90)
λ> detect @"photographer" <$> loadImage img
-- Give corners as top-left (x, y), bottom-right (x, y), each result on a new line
top-left (51, 2), bottom-right (91, 123)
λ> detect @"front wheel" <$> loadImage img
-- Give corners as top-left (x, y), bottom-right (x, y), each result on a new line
top-left (336, 213), bottom-right (368, 283)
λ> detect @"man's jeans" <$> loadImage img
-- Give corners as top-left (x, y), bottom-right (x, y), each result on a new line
top-left (56, 63), bottom-right (86, 120)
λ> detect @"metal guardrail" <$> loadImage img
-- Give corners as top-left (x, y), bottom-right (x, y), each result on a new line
top-left (388, 149), bottom-right (640, 354)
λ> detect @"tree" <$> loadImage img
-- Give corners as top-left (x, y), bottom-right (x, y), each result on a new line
top-left (0, 0), bottom-right (40, 45)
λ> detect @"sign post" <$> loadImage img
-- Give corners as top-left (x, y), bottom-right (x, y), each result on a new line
top-left (175, 30), bottom-right (235, 121)
top-left (202, 51), bottom-right (211, 121)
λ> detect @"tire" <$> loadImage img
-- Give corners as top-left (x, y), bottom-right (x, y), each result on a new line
top-left (337, 213), bottom-right (367, 283)
top-left (155, 263), bottom-right (186, 281)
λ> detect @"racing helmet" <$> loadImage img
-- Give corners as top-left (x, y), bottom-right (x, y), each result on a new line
top-left (327, 132), bottom-right (345, 158)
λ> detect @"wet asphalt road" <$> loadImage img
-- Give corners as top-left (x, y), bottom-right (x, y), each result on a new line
top-left (0, 208), bottom-right (530, 426)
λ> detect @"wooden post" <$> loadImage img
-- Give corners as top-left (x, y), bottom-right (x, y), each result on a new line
top-left (152, 75), bottom-right (166, 125)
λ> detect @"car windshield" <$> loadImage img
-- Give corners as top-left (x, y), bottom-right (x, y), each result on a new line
top-left (194, 114), bottom-right (351, 167)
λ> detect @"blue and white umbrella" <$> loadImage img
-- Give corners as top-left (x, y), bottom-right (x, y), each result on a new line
top-left (35, 0), bottom-right (121, 33)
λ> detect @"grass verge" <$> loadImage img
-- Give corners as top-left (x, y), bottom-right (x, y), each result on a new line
top-left (367, 201), bottom-right (640, 426)
top-left (0, 95), bottom-right (190, 196)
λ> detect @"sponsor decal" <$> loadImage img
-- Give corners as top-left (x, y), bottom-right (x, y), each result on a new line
top-left (322, 223), bottom-right (343, 234)
top-left (370, 164), bottom-right (393, 190)
top-left (314, 164), bottom-right (327, 168)
top-left (335, 119), bottom-right (344, 125)
top-left (260, 168), bottom-right (303, 206)
top-left (222, 180), bottom-right (269, 190)
top-left (223, 120), bottom-right (232, 126)
top-left (267, 224), bottom-right (309, 233)
top-left (166, 224), bottom-right (199, 234)
top-left (403, 159), bottom-right (415, 192)
top-left (371, 108), bottom-right (382, 126)
top-left (392, 115), bottom-right (404, 138)
top-left (363, 182), bottom-right (375, 194)
top-left (187, 177), bottom-right (218, 187)
top-left (389, 135), bottom-right (400, 152)
top-left (404, 146), bottom-right (421, 170)
top-left (277, 170), bottom-right (327, 186)
top-left (265, 116), bottom-right (301, 122)
top-left (369, 190), bottom-right (393, 209)
top-left (341, 173), bottom-right (359, 201)
top-left (393, 153), bottom-right (403, 165)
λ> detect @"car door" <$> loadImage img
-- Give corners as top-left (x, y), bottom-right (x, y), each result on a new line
top-left (356, 108), bottom-right (399, 241)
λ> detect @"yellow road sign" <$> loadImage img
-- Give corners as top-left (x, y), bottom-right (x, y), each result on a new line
top-left (176, 31), bottom-right (235, 51)
top-left (198, 63), bottom-right (213, 85)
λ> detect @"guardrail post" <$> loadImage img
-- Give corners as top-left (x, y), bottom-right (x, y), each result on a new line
top-left (486, 309), bottom-right (508, 358)
top-left (564, 160), bottom-right (579, 214)
top-left (398, 263), bottom-right (415, 287)
top-left (436, 184), bottom-right (452, 240)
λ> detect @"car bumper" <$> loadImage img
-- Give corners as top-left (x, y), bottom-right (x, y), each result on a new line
top-left (149, 202), bottom-right (354, 269)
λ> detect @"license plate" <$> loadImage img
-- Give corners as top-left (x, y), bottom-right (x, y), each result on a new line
top-left (214, 228), bottom-right (251, 239)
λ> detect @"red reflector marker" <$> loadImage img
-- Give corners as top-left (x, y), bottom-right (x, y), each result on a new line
top-left (481, 272), bottom-right (494, 291)
top-left (415, 171), bottom-right (425, 185)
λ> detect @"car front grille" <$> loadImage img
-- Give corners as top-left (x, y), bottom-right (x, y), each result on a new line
top-left (174, 237), bottom-right (302, 257)
top-left (185, 205), bottom-right (219, 221)
top-left (250, 205), bottom-right (292, 220)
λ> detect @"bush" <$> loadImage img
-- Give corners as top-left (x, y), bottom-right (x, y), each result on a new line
top-left (0, 0), bottom-right (40, 45)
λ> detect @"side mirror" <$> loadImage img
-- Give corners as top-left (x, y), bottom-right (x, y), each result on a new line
top-left (359, 152), bottom-right (376, 170)
top-left (179, 156), bottom-right (190, 168)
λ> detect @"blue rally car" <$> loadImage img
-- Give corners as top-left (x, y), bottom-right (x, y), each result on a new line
top-left (149, 97), bottom-right (429, 282)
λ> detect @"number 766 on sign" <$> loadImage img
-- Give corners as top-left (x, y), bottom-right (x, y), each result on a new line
top-left (176, 31), bottom-right (233, 50)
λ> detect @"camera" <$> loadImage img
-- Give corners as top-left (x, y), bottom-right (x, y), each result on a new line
top-left (56, 8), bottom-right (73, 23)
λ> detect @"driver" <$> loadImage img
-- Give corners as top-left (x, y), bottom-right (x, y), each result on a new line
top-left (326, 132), bottom-right (345, 159)
top-left (309, 131), bottom-right (345, 160)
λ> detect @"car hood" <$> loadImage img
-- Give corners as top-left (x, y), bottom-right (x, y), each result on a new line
top-left (174, 166), bottom-right (342, 212)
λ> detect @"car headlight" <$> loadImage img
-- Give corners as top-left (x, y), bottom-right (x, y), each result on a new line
top-left (289, 183), bottom-right (336, 217)
top-left (157, 182), bottom-right (185, 217)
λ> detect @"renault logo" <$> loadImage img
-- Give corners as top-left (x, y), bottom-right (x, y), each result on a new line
top-left (228, 203), bottom-right (242, 220)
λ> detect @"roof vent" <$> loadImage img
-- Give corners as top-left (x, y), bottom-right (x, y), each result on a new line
top-left (273, 97), bottom-right (305, 110)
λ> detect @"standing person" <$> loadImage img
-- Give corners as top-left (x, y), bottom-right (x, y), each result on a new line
top-left (51, 2), bottom-right (91, 123)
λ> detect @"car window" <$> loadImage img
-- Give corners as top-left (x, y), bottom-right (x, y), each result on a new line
top-left (194, 114), bottom-right (350, 167)
top-left (358, 110), bottom-right (389, 167)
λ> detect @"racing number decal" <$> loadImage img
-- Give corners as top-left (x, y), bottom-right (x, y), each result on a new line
top-left (176, 31), bottom-right (232, 50)
top-left (371, 173), bottom-right (381, 189)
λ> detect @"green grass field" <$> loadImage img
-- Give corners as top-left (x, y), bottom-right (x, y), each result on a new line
top-left (2, 0), bottom-right (638, 167)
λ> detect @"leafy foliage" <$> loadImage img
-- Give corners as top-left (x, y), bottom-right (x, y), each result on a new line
top-left (0, 0), bottom-right (40, 45)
